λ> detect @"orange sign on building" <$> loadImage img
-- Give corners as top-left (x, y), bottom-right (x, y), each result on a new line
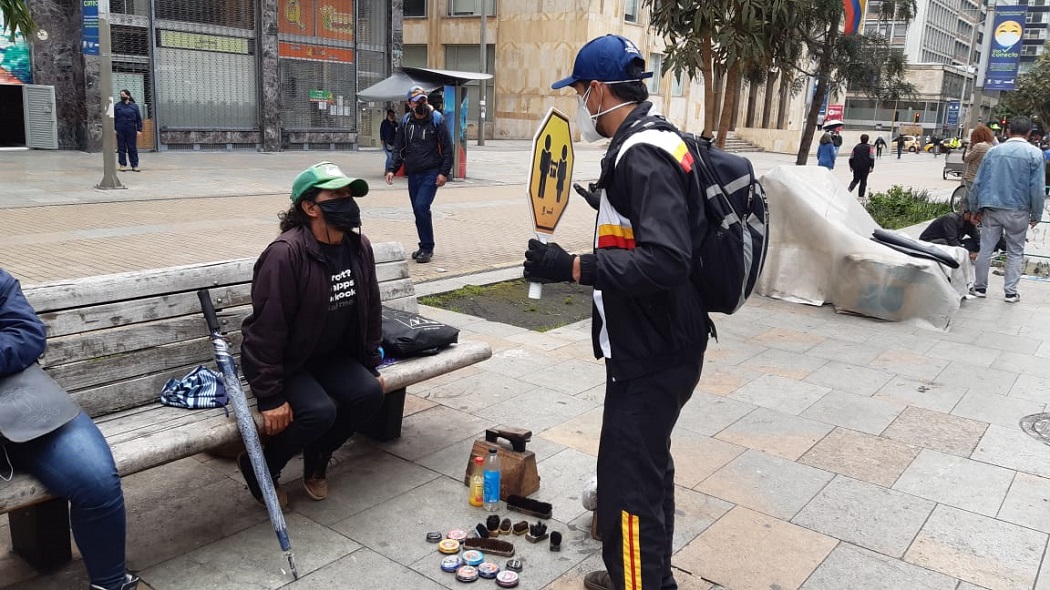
top-left (278, 0), bottom-right (353, 41)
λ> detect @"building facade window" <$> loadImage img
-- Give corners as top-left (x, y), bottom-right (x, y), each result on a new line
top-left (647, 53), bottom-right (662, 93)
top-left (671, 72), bottom-right (685, 97)
top-left (625, 0), bottom-right (640, 23)
top-left (403, 44), bottom-right (429, 67)
top-left (445, 44), bottom-right (496, 124)
top-left (405, 0), bottom-right (427, 17)
top-left (152, 0), bottom-right (258, 130)
top-left (448, 0), bottom-right (497, 16)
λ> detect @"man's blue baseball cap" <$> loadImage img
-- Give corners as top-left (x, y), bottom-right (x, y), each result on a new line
top-left (551, 35), bottom-right (654, 90)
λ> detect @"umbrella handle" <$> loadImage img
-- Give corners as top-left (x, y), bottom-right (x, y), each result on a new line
top-left (197, 289), bottom-right (221, 334)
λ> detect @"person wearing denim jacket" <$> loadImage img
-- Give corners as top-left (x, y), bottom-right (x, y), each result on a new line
top-left (968, 116), bottom-right (1047, 302)
top-left (0, 268), bottom-right (138, 590)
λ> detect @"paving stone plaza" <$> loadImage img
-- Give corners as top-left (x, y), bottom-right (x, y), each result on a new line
top-left (2, 143), bottom-right (1049, 590)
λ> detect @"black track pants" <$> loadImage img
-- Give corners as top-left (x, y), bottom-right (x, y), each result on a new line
top-left (597, 356), bottom-right (704, 590)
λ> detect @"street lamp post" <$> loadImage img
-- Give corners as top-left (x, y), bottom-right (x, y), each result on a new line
top-left (96, 0), bottom-right (124, 190)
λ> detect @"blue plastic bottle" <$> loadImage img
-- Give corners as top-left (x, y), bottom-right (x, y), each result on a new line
top-left (483, 447), bottom-right (501, 512)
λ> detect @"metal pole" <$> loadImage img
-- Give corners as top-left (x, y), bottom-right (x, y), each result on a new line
top-left (477, 0), bottom-right (486, 146)
top-left (96, 1), bottom-right (125, 190)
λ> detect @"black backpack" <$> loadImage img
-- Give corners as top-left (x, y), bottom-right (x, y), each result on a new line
top-left (606, 118), bottom-right (769, 314)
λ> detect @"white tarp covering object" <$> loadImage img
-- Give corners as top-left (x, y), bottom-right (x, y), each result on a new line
top-left (756, 166), bottom-right (970, 330)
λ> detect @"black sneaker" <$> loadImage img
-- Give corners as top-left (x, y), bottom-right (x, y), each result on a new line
top-left (237, 452), bottom-right (288, 509)
top-left (411, 249), bottom-right (422, 260)
top-left (1005, 292), bottom-right (1021, 303)
top-left (416, 251), bottom-right (433, 263)
top-left (969, 286), bottom-right (986, 298)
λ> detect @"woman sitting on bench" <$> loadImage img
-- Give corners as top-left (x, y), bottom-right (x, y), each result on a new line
top-left (0, 268), bottom-right (139, 590)
top-left (239, 162), bottom-right (385, 506)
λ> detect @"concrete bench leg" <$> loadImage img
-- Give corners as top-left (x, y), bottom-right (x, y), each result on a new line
top-left (360, 387), bottom-right (406, 441)
top-left (9, 498), bottom-right (72, 571)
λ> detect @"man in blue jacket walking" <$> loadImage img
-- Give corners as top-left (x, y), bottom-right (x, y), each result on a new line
top-left (969, 116), bottom-right (1047, 302)
top-left (384, 86), bottom-right (453, 264)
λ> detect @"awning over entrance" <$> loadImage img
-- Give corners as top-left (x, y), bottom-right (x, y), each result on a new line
top-left (358, 67), bottom-right (492, 103)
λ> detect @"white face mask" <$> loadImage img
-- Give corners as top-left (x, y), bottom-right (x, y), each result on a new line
top-left (576, 87), bottom-right (604, 143)
top-left (576, 84), bottom-right (639, 143)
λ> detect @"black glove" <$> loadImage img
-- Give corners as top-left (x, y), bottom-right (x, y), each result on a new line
top-left (523, 239), bottom-right (575, 283)
top-left (573, 182), bottom-right (601, 210)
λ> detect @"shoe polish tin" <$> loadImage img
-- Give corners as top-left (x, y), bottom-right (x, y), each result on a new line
top-left (441, 555), bottom-right (464, 572)
top-left (462, 550), bottom-right (484, 566)
top-left (456, 565), bottom-right (480, 583)
top-left (438, 539), bottom-right (461, 554)
top-left (447, 529), bottom-right (468, 542)
top-left (478, 562), bottom-right (500, 578)
top-left (496, 570), bottom-right (520, 587)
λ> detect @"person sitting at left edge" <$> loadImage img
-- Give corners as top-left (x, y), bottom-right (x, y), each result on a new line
top-left (0, 267), bottom-right (139, 590)
top-left (239, 162), bottom-right (385, 506)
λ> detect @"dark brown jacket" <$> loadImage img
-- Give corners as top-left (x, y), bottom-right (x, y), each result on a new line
top-left (241, 226), bottom-right (382, 411)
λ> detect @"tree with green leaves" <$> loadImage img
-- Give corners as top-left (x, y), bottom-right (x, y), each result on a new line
top-left (794, 0), bottom-right (917, 164)
top-left (1, 0), bottom-right (35, 40)
top-left (998, 41), bottom-right (1050, 130)
top-left (646, 0), bottom-right (801, 149)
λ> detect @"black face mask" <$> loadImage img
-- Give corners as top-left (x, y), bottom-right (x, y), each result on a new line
top-left (414, 103), bottom-right (428, 116)
top-left (317, 198), bottom-right (361, 231)
top-left (121, 97), bottom-right (129, 102)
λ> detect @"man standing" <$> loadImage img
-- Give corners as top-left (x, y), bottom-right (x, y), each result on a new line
top-left (523, 34), bottom-right (710, 590)
top-left (874, 135), bottom-right (886, 159)
top-left (848, 134), bottom-right (875, 197)
top-left (379, 109), bottom-right (398, 174)
top-left (896, 134), bottom-right (905, 159)
top-left (968, 116), bottom-right (1047, 302)
top-left (385, 87), bottom-right (453, 264)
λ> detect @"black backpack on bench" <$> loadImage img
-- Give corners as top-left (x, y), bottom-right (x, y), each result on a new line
top-left (381, 307), bottom-right (459, 358)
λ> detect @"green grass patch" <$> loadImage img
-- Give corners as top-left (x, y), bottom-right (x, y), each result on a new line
top-left (419, 278), bottom-right (592, 333)
top-left (865, 185), bottom-right (952, 230)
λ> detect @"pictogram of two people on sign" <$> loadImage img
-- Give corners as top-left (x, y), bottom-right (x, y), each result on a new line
top-left (538, 134), bottom-right (569, 203)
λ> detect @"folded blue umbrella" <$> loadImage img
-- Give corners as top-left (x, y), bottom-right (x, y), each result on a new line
top-left (160, 365), bottom-right (229, 415)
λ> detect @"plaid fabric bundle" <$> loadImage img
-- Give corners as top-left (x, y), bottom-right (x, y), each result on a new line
top-left (160, 365), bottom-right (229, 414)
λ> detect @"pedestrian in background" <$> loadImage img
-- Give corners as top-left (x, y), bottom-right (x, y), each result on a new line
top-left (848, 134), bottom-right (875, 197)
top-left (968, 116), bottom-right (1047, 302)
top-left (385, 86), bottom-right (454, 264)
top-left (962, 124), bottom-right (995, 202)
top-left (114, 89), bottom-right (142, 172)
top-left (379, 109), bottom-right (398, 174)
top-left (830, 129), bottom-right (843, 157)
top-left (529, 34), bottom-right (710, 590)
top-left (895, 134), bottom-right (905, 159)
top-left (874, 135), bottom-right (886, 158)
top-left (817, 133), bottom-right (836, 170)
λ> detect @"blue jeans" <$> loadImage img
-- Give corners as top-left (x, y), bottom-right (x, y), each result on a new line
top-left (383, 143), bottom-right (394, 173)
top-left (116, 127), bottom-right (138, 168)
top-left (975, 208), bottom-right (1029, 295)
top-left (407, 169), bottom-right (440, 252)
top-left (7, 412), bottom-right (127, 589)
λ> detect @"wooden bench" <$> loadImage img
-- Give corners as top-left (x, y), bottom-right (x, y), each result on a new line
top-left (3, 241), bottom-right (491, 571)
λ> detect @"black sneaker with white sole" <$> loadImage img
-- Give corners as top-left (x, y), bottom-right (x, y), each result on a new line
top-left (416, 251), bottom-right (433, 263)
top-left (1005, 293), bottom-right (1020, 303)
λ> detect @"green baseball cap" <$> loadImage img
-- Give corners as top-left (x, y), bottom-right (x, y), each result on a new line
top-left (291, 161), bottom-right (369, 202)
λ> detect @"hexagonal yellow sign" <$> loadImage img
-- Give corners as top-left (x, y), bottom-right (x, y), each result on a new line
top-left (528, 108), bottom-right (574, 234)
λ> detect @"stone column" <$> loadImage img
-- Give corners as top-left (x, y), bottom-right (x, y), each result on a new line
top-left (259, 0), bottom-right (280, 152)
top-left (28, 0), bottom-right (90, 150)
top-left (389, 0), bottom-right (403, 71)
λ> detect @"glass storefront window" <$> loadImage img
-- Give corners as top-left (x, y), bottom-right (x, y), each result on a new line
top-left (155, 47), bottom-right (258, 128)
